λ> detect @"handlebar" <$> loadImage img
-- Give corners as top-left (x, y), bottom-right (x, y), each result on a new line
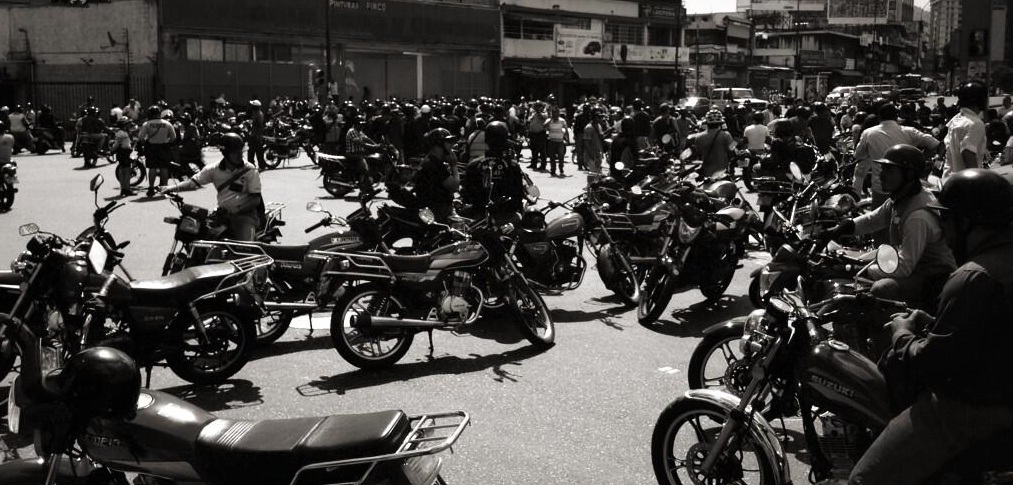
top-left (305, 217), bottom-right (329, 234)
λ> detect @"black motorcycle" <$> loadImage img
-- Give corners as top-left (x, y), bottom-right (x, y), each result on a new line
top-left (263, 119), bottom-right (318, 169)
top-left (1, 315), bottom-right (470, 485)
top-left (0, 159), bottom-right (18, 211)
top-left (320, 220), bottom-right (555, 369)
top-left (318, 144), bottom-right (402, 198)
top-left (650, 248), bottom-right (1013, 485)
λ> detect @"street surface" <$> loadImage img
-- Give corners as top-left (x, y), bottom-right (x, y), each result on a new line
top-left (0, 145), bottom-right (888, 485)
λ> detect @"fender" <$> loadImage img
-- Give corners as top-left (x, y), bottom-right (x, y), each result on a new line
top-left (0, 457), bottom-right (93, 485)
top-left (700, 317), bottom-right (745, 337)
top-left (683, 389), bottom-right (791, 484)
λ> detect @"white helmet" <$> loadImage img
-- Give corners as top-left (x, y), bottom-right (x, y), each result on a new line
top-left (420, 104), bottom-right (432, 114)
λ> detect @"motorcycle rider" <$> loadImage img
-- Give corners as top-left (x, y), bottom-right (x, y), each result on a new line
top-left (7, 105), bottom-right (33, 154)
top-left (853, 103), bottom-right (940, 207)
top-left (822, 144), bottom-right (955, 311)
top-left (159, 133), bottom-right (264, 241)
top-left (690, 109), bottom-right (738, 178)
top-left (462, 120), bottom-right (525, 218)
top-left (138, 105), bottom-right (178, 198)
top-left (409, 128), bottom-right (460, 223)
top-left (344, 115), bottom-right (383, 192)
top-left (112, 117), bottom-right (135, 197)
top-left (36, 105), bottom-right (65, 153)
top-left (78, 106), bottom-right (107, 168)
top-left (849, 169), bottom-right (1013, 485)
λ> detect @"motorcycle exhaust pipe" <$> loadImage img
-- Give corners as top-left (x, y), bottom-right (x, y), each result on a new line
top-left (262, 302), bottom-right (319, 310)
top-left (351, 313), bottom-right (442, 329)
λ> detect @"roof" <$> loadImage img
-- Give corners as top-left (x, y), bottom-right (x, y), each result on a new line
top-left (571, 62), bottom-right (625, 80)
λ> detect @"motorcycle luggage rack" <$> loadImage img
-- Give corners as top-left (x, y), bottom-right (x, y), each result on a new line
top-left (193, 253), bottom-right (274, 301)
top-left (289, 411), bottom-right (470, 485)
top-left (189, 240), bottom-right (270, 264)
top-left (315, 251), bottom-right (395, 281)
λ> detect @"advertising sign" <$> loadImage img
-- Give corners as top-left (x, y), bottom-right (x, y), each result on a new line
top-left (610, 44), bottom-right (678, 63)
top-left (555, 27), bottom-right (604, 59)
top-left (827, 0), bottom-right (889, 25)
top-left (747, 0), bottom-right (824, 12)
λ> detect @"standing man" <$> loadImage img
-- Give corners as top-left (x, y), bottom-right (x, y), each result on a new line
top-left (582, 109), bottom-right (605, 185)
top-left (853, 103), bottom-right (939, 207)
top-left (941, 81), bottom-right (988, 180)
top-left (159, 133), bottom-right (263, 241)
top-left (138, 105), bottom-right (178, 197)
top-left (526, 102), bottom-right (548, 170)
top-left (545, 107), bottom-right (569, 177)
top-left (247, 99), bottom-right (267, 170)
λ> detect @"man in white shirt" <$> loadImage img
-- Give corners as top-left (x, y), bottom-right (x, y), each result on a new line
top-left (743, 112), bottom-right (770, 151)
top-left (942, 81), bottom-right (988, 180)
top-left (853, 103), bottom-right (940, 207)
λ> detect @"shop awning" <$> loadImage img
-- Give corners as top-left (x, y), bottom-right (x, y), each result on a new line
top-left (835, 69), bottom-right (863, 77)
top-left (571, 62), bottom-right (626, 80)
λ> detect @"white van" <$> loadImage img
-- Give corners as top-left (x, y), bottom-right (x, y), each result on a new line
top-left (711, 88), bottom-right (769, 111)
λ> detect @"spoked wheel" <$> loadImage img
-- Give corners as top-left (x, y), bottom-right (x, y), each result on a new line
top-left (651, 399), bottom-right (776, 485)
top-left (323, 173), bottom-right (353, 198)
top-left (166, 304), bottom-right (254, 385)
top-left (638, 265), bottom-right (678, 325)
top-left (610, 250), bottom-right (641, 307)
top-left (330, 284), bottom-right (414, 369)
top-left (507, 274), bottom-right (555, 348)
top-left (117, 159), bottom-right (147, 187)
top-left (0, 183), bottom-right (14, 212)
top-left (688, 325), bottom-right (783, 420)
top-left (255, 310), bottom-right (293, 346)
top-left (263, 149), bottom-right (283, 170)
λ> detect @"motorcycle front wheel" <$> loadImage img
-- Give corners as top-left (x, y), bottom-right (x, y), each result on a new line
top-left (323, 173), bottom-right (353, 198)
top-left (263, 149), bottom-right (283, 170)
top-left (330, 284), bottom-right (414, 369)
top-left (507, 274), bottom-right (555, 348)
top-left (610, 249), bottom-right (641, 307)
top-left (166, 303), bottom-right (255, 385)
top-left (699, 257), bottom-right (736, 303)
top-left (652, 398), bottom-right (776, 485)
top-left (0, 183), bottom-right (14, 212)
top-left (638, 266), bottom-right (678, 325)
top-left (256, 310), bottom-right (293, 345)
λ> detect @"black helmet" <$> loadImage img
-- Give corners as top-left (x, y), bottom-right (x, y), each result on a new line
top-left (875, 143), bottom-right (925, 176)
top-left (957, 81), bottom-right (988, 110)
top-left (771, 118), bottom-right (794, 138)
top-left (933, 169), bottom-right (1013, 227)
top-left (220, 132), bottom-right (245, 154)
top-left (811, 102), bottom-right (828, 113)
top-left (60, 347), bottom-right (141, 420)
top-left (619, 116), bottom-right (635, 135)
top-left (423, 127), bottom-right (455, 150)
top-left (146, 105), bottom-right (161, 119)
top-left (484, 120), bottom-right (509, 151)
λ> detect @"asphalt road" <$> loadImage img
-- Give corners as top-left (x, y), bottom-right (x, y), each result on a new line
top-left (0, 146), bottom-right (811, 484)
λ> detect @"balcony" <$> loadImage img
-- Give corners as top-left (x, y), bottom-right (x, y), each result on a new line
top-left (502, 37), bottom-right (556, 59)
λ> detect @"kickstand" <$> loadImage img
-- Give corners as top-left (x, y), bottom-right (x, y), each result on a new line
top-left (426, 330), bottom-right (435, 359)
top-left (144, 366), bottom-right (154, 389)
top-left (306, 313), bottom-right (314, 337)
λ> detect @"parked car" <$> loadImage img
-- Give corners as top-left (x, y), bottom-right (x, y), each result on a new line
top-left (873, 84), bottom-right (898, 101)
top-left (851, 84), bottom-right (876, 106)
top-left (679, 96), bottom-right (713, 117)
top-left (896, 87), bottom-right (926, 103)
top-left (711, 88), bottom-right (769, 111)
top-left (825, 86), bottom-right (854, 106)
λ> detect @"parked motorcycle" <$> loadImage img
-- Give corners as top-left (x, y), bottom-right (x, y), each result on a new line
top-left (1, 319), bottom-right (470, 485)
top-left (30, 126), bottom-right (62, 155)
top-left (1, 159), bottom-right (18, 211)
top-left (651, 246), bottom-right (1013, 485)
top-left (317, 144), bottom-right (402, 198)
top-left (263, 119), bottom-right (318, 169)
top-left (320, 215), bottom-right (555, 369)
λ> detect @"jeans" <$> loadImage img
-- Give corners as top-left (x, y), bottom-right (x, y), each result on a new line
top-left (528, 131), bottom-right (547, 167)
top-left (247, 137), bottom-right (266, 169)
top-left (850, 392), bottom-right (1013, 485)
top-left (547, 140), bottom-right (565, 173)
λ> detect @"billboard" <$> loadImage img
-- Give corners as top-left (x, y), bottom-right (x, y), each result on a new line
top-left (555, 27), bottom-right (604, 59)
top-left (609, 44), bottom-right (679, 63)
top-left (828, 0), bottom-right (889, 25)
top-left (747, 0), bottom-right (824, 12)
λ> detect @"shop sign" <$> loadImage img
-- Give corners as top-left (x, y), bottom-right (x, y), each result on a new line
top-left (747, 0), bottom-right (824, 12)
top-left (828, 0), bottom-right (889, 25)
top-left (555, 27), bottom-right (604, 59)
top-left (723, 52), bottom-right (746, 64)
top-left (639, 3), bottom-right (680, 20)
top-left (329, 0), bottom-right (386, 13)
top-left (609, 44), bottom-right (678, 63)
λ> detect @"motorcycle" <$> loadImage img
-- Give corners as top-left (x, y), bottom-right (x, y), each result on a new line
top-left (263, 119), bottom-right (319, 169)
top-left (1, 315), bottom-right (470, 485)
top-left (636, 182), bottom-right (749, 325)
top-left (1, 159), bottom-right (18, 211)
top-left (30, 126), bottom-right (62, 155)
top-left (161, 192), bottom-right (286, 276)
top-left (5, 175), bottom-right (271, 385)
top-left (318, 144), bottom-right (401, 198)
top-left (319, 212), bottom-right (555, 369)
top-left (651, 246), bottom-right (1013, 485)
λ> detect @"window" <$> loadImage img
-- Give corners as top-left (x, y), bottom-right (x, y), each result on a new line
top-left (185, 38), bottom-right (201, 60)
top-left (253, 43), bottom-right (271, 62)
top-left (522, 19), bottom-right (555, 40)
top-left (272, 44), bottom-right (293, 63)
top-left (459, 55), bottom-right (486, 73)
top-left (199, 39), bottom-right (223, 61)
top-left (224, 42), bottom-right (251, 62)
top-left (504, 15), bottom-right (522, 39)
top-left (606, 23), bottom-right (643, 45)
top-left (648, 26), bottom-right (673, 46)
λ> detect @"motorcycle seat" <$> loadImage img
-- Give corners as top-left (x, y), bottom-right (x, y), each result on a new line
top-left (129, 263), bottom-right (236, 305)
top-left (195, 410), bottom-right (409, 485)
top-left (383, 254), bottom-right (433, 273)
top-left (257, 244), bottom-right (310, 263)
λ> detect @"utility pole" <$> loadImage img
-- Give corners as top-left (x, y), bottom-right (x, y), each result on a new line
top-left (794, 0), bottom-right (801, 99)
top-left (324, 0), bottom-right (332, 99)
top-left (695, 18), bottom-right (701, 95)
top-left (675, 2), bottom-right (682, 100)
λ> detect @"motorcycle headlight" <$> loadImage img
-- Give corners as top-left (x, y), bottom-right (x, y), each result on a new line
top-left (758, 268), bottom-right (780, 299)
top-left (740, 309), bottom-right (773, 356)
top-left (677, 219), bottom-right (701, 244)
top-left (178, 216), bottom-right (200, 235)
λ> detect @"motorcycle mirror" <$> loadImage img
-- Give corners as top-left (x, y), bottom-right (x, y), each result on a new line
top-left (876, 244), bottom-right (900, 275)
top-left (419, 207), bottom-right (436, 225)
top-left (306, 201), bottom-right (325, 213)
top-left (18, 223), bottom-right (39, 236)
top-left (614, 161), bottom-right (626, 171)
top-left (90, 174), bottom-right (104, 192)
top-left (789, 162), bottom-right (804, 182)
top-left (631, 186), bottom-right (643, 195)
top-left (680, 148), bottom-right (693, 160)
top-left (661, 134), bottom-right (673, 145)
top-left (526, 184), bottom-right (541, 201)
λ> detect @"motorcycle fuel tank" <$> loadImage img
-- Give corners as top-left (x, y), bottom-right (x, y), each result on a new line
top-left (429, 241), bottom-right (489, 271)
top-left (703, 180), bottom-right (738, 200)
top-left (81, 390), bottom-right (216, 481)
top-left (309, 227), bottom-right (365, 252)
top-left (797, 340), bottom-right (893, 429)
top-left (714, 207), bottom-right (746, 237)
top-left (545, 213), bottom-right (584, 239)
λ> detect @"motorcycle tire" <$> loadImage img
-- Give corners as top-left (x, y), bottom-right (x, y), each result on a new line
top-left (0, 183), bottom-right (14, 212)
top-left (610, 250), bottom-right (641, 307)
top-left (165, 303), bottom-right (255, 385)
top-left (651, 398), bottom-right (777, 485)
top-left (323, 173), bottom-right (353, 198)
top-left (699, 259), bottom-right (736, 304)
top-left (0, 337), bottom-right (18, 381)
top-left (330, 284), bottom-right (414, 369)
top-left (748, 276), bottom-right (762, 309)
top-left (637, 266), bottom-right (678, 325)
top-left (256, 310), bottom-right (293, 346)
top-left (263, 149), bottom-right (283, 170)
top-left (507, 274), bottom-right (555, 348)
top-left (34, 142), bottom-right (49, 155)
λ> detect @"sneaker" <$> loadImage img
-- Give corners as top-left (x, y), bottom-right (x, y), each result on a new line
top-left (549, 170), bottom-right (557, 177)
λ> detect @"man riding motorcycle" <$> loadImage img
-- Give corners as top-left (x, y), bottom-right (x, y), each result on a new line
top-left (849, 169), bottom-right (1013, 485)
top-left (413, 127), bottom-right (460, 222)
top-left (824, 144), bottom-right (956, 311)
top-left (159, 132), bottom-right (265, 241)
top-left (462, 120), bottom-right (524, 218)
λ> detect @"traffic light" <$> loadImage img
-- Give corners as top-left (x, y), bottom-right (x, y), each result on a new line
top-left (313, 69), bottom-right (325, 88)
top-left (968, 30), bottom-right (988, 57)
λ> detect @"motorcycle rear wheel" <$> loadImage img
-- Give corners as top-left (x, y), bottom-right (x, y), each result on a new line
top-left (256, 310), bottom-right (293, 345)
top-left (638, 266), bottom-right (678, 325)
top-left (652, 399), bottom-right (776, 485)
top-left (0, 183), bottom-right (14, 212)
top-left (263, 149), bottom-right (283, 170)
top-left (699, 259), bottom-right (736, 303)
top-left (330, 284), bottom-right (414, 369)
top-left (508, 275), bottom-right (555, 348)
top-left (166, 303), bottom-right (255, 385)
top-left (323, 173), bottom-right (353, 198)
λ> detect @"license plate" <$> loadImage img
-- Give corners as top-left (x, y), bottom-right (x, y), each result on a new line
top-left (401, 455), bottom-right (441, 485)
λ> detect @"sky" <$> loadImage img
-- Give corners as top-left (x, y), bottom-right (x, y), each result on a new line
top-left (685, 0), bottom-right (738, 14)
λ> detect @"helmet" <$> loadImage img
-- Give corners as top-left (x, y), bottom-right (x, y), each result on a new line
top-left (619, 116), bottom-right (635, 135)
top-left (60, 347), bottom-right (140, 419)
top-left (874, 144), bottom-right (925, 176)
top-left (220, 132), bottom-right (245, 154)
top-left (147, 105), bottom-right (161, 119)
top-left (632, 98), bottom-right (644, 110)
top-left (423, 127), bottom-right (455, 149)
top-left (704, 109), bottom-right (724, 125)
top-left (249, 99), bottom-right (262, 108)
top-left (932, 169), bottom-right (1013, 227)
top-left (87, 106), bottom-right (101, 117)
top-left (420, 104), bottom-right (432, 115)
top-left (770, 118), bottom-right (793, 138)
top-left (484, 120), bottom-right (509, 151)
top-left (957, 81), bottom-right (988, 110)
